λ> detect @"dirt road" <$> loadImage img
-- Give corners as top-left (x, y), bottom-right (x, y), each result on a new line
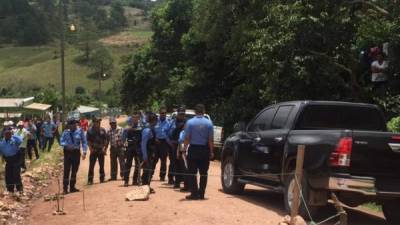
top-left (27, 117), bottom-right (387, 225)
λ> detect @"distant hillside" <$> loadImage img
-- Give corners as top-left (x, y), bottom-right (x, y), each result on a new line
top-left (0, 7), bottom-right (152, 96)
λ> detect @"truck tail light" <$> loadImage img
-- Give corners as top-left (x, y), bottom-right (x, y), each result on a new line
top-left (330, 137), bottom-right (353, 167)
top-left (392, 136), bottom-right (400, 141)
top-left (221, 128), bottom-right (224, 141)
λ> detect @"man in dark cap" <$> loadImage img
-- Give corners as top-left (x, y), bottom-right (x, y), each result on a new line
top-left (86, 117), bottom-right (107, 184)
top-left (122, 111), bottom-right (143, 186)
top-left (168, 107), bottom-right (188, 189)
top-left (0, 127), bottom-right (23, 194)
top-left (141, 113), bottom-right (158, 193)
top-left (106, 118), bottom-right (125, 181)
top-left (60, 119), bottom-right (87, 194)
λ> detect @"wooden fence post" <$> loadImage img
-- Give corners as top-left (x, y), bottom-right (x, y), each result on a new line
top-left (332, 193), bottom-right (348, 225)
top-left (291, 145), bottom-right (306, 225)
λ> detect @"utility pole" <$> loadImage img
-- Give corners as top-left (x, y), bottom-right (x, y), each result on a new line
top-left (60, 0), bottom-right (66, 130)
top-left (98, 62), bottom-right (104, 100)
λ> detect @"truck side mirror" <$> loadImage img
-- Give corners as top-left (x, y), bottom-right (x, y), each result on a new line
top-left (234, 122), bottom-right (246, 132)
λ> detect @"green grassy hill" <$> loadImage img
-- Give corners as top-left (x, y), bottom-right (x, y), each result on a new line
top-left (0, 7), bottom-right (152, 96)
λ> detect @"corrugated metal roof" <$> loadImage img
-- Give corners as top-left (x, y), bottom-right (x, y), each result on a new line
top-left (0, 97), bottom-right (35, 108)
top-left (24, 103), bottom-right (52, 111)
top-left (0, 113), bottom-right (22, 118)
top-left (77, 105), bottom-right (100, 114)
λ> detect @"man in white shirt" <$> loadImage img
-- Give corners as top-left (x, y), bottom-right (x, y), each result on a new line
top-left (371, 53), bottom-right (388, 82)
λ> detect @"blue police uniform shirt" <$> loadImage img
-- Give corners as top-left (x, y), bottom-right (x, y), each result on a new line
top-left (178, 130), bottom-right (185, 144)
top-left (43, 121), bottom-right (57, 138)
top-left (184, 115), bottom-right (214, 146)
top-left (0, 135), bottom-right (23, 157)
top-left (60, 128), bottom-right (88, 153)
top-left (121, 122), bottom-right (142, 143)
top-left (141, 127), bottom-right (154, 161)
top-left (155, 118), bottom-right (171, 140)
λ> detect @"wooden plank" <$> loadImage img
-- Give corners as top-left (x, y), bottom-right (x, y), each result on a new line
top-left (291, 145), bottom-right (306, 225)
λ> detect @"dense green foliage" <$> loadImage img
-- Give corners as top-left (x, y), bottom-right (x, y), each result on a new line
top-left (388, 117), bottom-right (400, 133)
top-left (121, 0), bottom-right (400, 131)
top-left (0, 0), bottom-right (128, 46)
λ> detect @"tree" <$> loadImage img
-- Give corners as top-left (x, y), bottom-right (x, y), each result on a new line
top-left (0, 0), bottom-right (51, 45)
top-left (121, 0), bottom-right (194, 109)
top-left (121, 0), bottom-right (400, 131)
top-left (77, 20), bottom-right (100, 62)
top-left (109, 1), bottom-right (127, 29)
top-left (75, 86), bottom-right (86, 95)
top-left (93, 8), bottom-right (109, 30)
top-left (89, 46), bottom-right (114, 76)
top-left (35, 85), bottom-right (62, 111)
top-left (89, 46), bottom-right (114, 99)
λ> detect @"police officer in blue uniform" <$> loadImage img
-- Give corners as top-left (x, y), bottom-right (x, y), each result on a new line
top-left (184, 104), bottom-right (214, 200)
top-left (122, 111), bottom-right (143, 186)
top-left (141, 113), bottom-right (158, 193)
top-left (0, 128), bottom-right (23, 194)
top-left (60, 119), bottom-right (88, 194)
top-left (169, 106), bottom-right (187, 189)
top-left (154, 107), bottom-right (172, 182)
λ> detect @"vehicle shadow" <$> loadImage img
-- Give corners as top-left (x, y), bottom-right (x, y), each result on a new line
top-left (219, 188), bottom-right (286, 216)
top-left (220, 187), bottom-right (388, 225)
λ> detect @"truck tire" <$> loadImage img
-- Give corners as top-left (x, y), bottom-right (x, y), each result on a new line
top-left (284, 172), bottom-right (317, 220)
top-left (383, 201), bottom-right (400, 225)
top-left (221, 156), bottom-right (245, 194)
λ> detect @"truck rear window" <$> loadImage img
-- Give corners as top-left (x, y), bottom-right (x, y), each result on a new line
top-left (295, 105), bottom-right (386, 131)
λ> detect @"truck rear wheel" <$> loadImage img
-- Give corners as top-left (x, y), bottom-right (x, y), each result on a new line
top-left (221, 156), bottom-right (245, 194)
top-left (284, 173), bottom-right (318, 220)
top-left (383, 201), bottom-right (400, 225)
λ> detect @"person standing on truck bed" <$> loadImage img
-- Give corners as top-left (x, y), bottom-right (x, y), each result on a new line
top-left (184, 104), bottom-right (214, 200)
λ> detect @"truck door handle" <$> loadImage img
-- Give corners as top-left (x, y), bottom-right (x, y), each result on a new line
top-left (274, 137), bottom-right (283, 142)
top-left (254, 137), bottom-right (261, 142)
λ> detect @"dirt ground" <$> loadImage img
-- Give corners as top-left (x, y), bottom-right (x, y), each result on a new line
top-left (26, 117), bottom-right (388, 225)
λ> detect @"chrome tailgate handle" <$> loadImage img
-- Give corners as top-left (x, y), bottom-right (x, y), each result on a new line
top-left (389, 143), bottom-right (400, 153)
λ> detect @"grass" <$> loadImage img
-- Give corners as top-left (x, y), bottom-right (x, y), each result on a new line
top-left (0, 44), bottom-right (136, 95)
top-left (362, 202), bottom-right (383, 212)
top-left (29, 142), bottom-right (63, 170)
top-left (0, 6), bottom-right (150, 96)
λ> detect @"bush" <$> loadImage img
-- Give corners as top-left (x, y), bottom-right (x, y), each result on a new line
top-left (388, 117), bottom-right (400, 133)
top-left (75, 86), bottom-right (86, 95)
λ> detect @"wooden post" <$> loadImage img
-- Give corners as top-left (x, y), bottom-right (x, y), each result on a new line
top-left (291, 145), bottom-right (306, 225)
top-left (331, 193), bottom-right (347, 225)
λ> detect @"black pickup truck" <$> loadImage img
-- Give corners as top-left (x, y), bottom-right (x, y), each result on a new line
top-left (221, 101), bottom-right (400, 224)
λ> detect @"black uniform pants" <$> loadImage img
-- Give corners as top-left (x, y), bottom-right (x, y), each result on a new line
top-left (142, 149), bottom-right (155, 186)
top-left (155, 140), bottom-right (169, 180)
top-left (171, 143), bottom-right (186, 186)
top-left (124, 145), bottom-right (142, 185)
top-left (110, 146), bottom-right (125, 180)
top-left (20, 147), bottom-right (26, 170)
top-left (168, 143), bottom-right (177, 183)
top-left (55, 130), bottom-right (61, 145)
top-left (88, 150), bottom-right (105, 183)
top-left (4, 152), bottom-right (23, 192)
top-left (63, 150), bottom-right (81, 191)
top-left (176, 153), bottom-right (189, 188)
top-left (27, 139), bottom-right (39, 160)
top-left (43, 137), bottom-right (54, 152)
top-left (187, 145), bottom-right (210, 197)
